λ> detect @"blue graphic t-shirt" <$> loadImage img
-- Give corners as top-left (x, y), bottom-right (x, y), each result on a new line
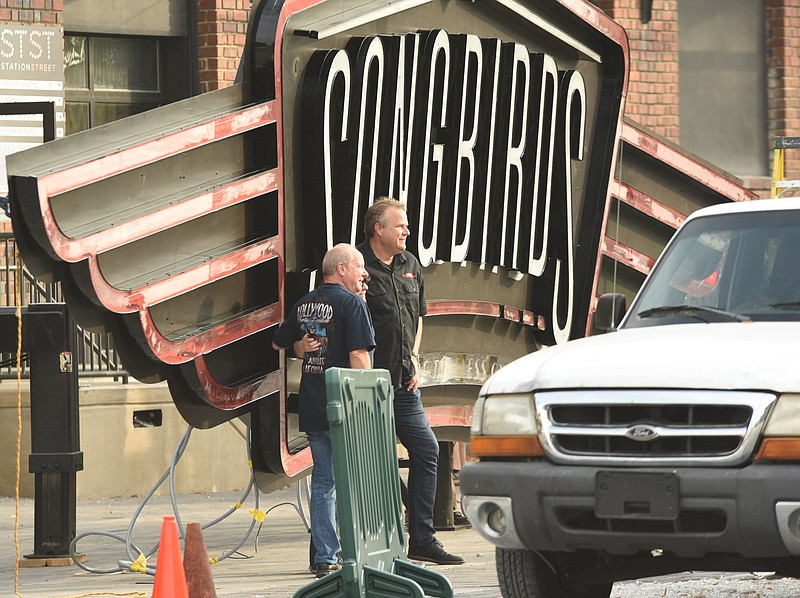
top-left (273, 283), bottom-right (375, 431)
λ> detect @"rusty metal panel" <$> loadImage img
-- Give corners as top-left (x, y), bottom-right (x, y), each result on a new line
top-left (588, 119), bottom-right (758, 333)
top-left (8, 83), bottom-right (284, 414)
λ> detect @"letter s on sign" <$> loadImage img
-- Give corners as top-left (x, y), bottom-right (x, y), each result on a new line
top-left (551, 69), bottom-right (585, 345)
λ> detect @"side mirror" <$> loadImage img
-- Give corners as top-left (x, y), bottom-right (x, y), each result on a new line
top-left (593, 293), bottom-right (627, 333)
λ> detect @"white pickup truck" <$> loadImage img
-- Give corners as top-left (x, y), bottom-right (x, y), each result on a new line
top-left (461, 197), bottom-right (800, 597)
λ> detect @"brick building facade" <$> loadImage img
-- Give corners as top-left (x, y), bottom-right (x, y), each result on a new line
top-left (0, 0), bottom-right (62, 25)
top-left (596, 0), bottom-right (800, 196)
top-left (196, 0), bottom-right (251, 92)
top-left (594, 0), bottom-right (680, 141)
top-left (765, 1), bottom-right (800, 185)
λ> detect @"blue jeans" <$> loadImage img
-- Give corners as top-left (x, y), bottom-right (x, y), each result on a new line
top-left (307, 430), bottom-right (340, 564)
top-left (393, 387), bottom-right (439, 548)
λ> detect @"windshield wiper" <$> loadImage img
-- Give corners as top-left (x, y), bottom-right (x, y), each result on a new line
top-left (637, 305), bottom-right (751, 322)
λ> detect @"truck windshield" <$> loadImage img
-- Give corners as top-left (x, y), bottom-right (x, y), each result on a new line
top-left (624, 208), bottom-right (800, 328)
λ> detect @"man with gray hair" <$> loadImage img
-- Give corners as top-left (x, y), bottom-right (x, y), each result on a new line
top-left (357, 198), bottom-right (464, 565)
top-left (272, 243), bottom-right (375, 578)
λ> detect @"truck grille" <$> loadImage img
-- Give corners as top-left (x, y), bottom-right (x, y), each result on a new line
top-left (535, 390), bottom-right (775, 466)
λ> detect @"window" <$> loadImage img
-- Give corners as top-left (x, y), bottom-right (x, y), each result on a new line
top-left (64, 35), bottom-right (164, 134)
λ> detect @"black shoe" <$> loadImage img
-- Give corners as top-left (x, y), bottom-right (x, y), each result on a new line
top-left (453, 511), bottom-right (471, 528)
top-left (407, 539), bottom-right (465, 565)
top-left (315, 562), bottom-right (342, 578)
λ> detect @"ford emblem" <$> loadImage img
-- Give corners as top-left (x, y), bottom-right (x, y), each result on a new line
top-left (625, 425), bottom-right (659, 441)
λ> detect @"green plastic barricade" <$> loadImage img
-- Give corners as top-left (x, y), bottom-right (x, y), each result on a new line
top-left (292, 368), bottom-right (453, 598)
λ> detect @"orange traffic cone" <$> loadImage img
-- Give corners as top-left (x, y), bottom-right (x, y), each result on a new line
top-left (184, 522), bottom-right (217, 597)
top-left (152, 516), bottom-right (189, 598)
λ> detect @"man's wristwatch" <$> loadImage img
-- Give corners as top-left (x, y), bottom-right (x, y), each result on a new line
top-left (411, 352), bottom-right (419, 359)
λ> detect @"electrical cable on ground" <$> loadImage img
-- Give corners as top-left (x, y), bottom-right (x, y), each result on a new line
top-left (8, 247), bottom-right (311, 592)
top-left (68, 420), bottom-right (311, 580)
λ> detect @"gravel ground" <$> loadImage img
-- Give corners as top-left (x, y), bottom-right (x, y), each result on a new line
top-left (613, 572), bottom-right (800, 597)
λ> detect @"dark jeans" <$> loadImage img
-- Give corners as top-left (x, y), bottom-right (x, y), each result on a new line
top-left (394, 386), bottom-right (439, 548)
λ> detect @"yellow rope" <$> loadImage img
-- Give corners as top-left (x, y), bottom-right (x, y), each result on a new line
top-left (65, 593), bottom-right (148, 598)
top-left (15, 248), bottom-right (23, 597)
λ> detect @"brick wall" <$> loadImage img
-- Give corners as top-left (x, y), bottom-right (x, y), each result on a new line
top-left (0, 0), bottom-right (62, 24)
top-left (593, 0), bottom-right (679, 143)
top-left (196, 0), bottom-right (253, 92)
top-left (766, 0), bottom-right (800, 186)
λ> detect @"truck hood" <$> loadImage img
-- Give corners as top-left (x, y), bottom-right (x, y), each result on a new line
top-left (482, 322), bottom-right (800, 395)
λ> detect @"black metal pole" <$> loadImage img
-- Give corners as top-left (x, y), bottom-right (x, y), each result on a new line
top-left (24, 303), bottom-right (83, 558)
top-left (433, 441), bottom-right (455, 531)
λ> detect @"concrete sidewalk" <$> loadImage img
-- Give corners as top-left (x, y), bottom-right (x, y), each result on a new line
top-left (1, 486), bottom-right (500, 598)
top-left (8, 487), bottom-right (800, 598)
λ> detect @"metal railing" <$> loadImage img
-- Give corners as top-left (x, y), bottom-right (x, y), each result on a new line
top-left (1, 232), bottom-right (128, 381)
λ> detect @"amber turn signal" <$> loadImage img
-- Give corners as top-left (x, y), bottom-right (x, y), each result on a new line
top-left (754, 437), bottom-right (800, 461)
top-left (470, 435), bottom-right (544, 458)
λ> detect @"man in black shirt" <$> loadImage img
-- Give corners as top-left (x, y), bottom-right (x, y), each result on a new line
top-left (357, 198), bottom-right (464, 565)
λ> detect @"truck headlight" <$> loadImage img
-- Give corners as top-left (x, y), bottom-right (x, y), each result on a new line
top-left (757, 394), bottom-right (800, 461)
top-left (474, 394), bottom-right (538, 435)
top-left (470, 393), bottom-right (543, 457)
top-left (763, 394), bottom-right (800, 436)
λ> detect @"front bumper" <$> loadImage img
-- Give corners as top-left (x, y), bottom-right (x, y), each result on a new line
top-left (460, 461), bottom-right (800, 558)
